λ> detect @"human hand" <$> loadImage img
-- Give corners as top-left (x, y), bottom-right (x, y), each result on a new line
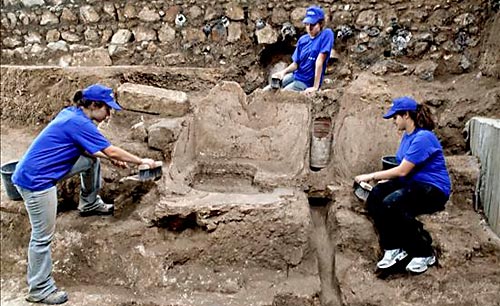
top-left (303, 87), bottom-right (318, 95)
top-left (140, 158), bottom-right (157, 168)
top-left (272, 70), bottom-right (285, 80)
top-left (355, 174), bottom-right (373, 183)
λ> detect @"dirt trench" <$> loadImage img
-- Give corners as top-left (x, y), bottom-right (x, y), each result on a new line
top-left (1, 62), bottom-right (500, 306)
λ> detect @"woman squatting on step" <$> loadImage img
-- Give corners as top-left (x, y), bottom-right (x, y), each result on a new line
top-left (355, 96), bottom-right (451, 274)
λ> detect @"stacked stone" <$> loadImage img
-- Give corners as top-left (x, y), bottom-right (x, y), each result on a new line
top-left (0, 0), bottom-right (492, 76)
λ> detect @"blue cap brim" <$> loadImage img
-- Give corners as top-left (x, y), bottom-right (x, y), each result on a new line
top-left (105, 100), bottom-right (122, 111)
top-left (303, 16), bottom-right (319, 24)
top-left (383, 109), bottom-right (396, 119)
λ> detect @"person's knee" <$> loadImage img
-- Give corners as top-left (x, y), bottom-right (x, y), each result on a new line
top-left (382, 190), bottom-right (404, 209)
top-left (31, 231), bottom-right (55, 246)
top-left (283, 82), bottom-right (304, 92)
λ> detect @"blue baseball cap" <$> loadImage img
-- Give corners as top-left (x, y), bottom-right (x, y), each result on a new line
top-left (82, 84), bottom-right (122, 111)
top-left (383, 96), bottom-right (418, 119)
top-left (302, 6), bottom-right (325, 24)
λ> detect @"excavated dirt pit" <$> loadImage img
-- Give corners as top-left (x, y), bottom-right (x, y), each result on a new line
top-left (1, 65), bottom-right (500, 306)
top-left (189, 163), bottom-right (267, 194)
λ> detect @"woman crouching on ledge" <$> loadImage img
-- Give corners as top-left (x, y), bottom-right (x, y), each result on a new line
top-left (355, 96), bottom-right (451, 274)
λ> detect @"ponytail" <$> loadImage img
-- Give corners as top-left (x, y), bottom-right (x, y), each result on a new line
top-left (409, 104), bottom-right (435, 130)
top-left (72, 90), bottom-right (104, 109)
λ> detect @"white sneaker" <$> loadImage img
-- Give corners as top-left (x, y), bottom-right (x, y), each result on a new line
top-left (406, 256), bottom-right (436, 273)
top-left (377, 249), bottom-right (408, 269)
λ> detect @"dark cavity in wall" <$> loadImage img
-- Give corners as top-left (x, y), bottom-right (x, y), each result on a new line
top-left (153, 213), bottom-right (202, 232)
top-left (259, 40), bottom-right (296, 68)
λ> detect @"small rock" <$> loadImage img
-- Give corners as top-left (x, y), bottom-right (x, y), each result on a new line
top-left (60, 8), bottom-right (78, 22)
top-left (21, 0), bottom-right (44, 7)
top-left (271, 7), bottom-right (289, 25)
top-left (356, 10), bottom-right (378, 27)
top-left (29, 43), bottom-right (44, 54)
top-left (24, 32), bottom-right (42, 44)
top-left (47, 40), bottom-right (69, 52)
top-left (227, 22), bottom-right (242, 43)
top-left (414, 60), bottom-right (438, 81)
top-left (101, 29), bottom-right (113, 43)
top-left (188, 6), bottom-right (203, 20)
top-left (123, 3), bottom-right (137, 19)
top-left (84, 28), bottom-right (100, 41)
top-left (40, 10), bottom-right (59, 25)
top-left (460, 55), bottom-right (471, 71)
top-left (147, 118), bottom-right (184, 150)
top-left (111, 29), bottom-right (132, 45)
top-left (46, 29), bottom-right (61, 42)
top-left (61, 31), bottom-right (81, 42)
top-left (132, 26), bottom-right (157, 41)
top-left (72, 48), bottom-right (112, 66)
top-left (138, 7), bottom-right (160, 22)
top-left (256, 24), bottom-right (278, 44)
top-left (225, 2), bottom-right (244, 21)
top-left (3, 37), bottom-right (23, 48)
top-left (80, 5), bottom-right (100, 23)
top-left (158, 24), bottom-right (176, 43)
top-left (103, 2), bottom-right (116, 19)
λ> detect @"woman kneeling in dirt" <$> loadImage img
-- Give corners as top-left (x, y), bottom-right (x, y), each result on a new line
top-left (12, 84), bottom-right (158, 305)
top-left (355, 96), bottom-right (451, 274)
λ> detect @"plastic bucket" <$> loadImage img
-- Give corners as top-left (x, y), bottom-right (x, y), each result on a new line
top-left (381, 155), bottom-right (398, 170)
top-left (310, 117), bottom-right (333, 169)
top-left (1, 161), bottom-right (22, 201)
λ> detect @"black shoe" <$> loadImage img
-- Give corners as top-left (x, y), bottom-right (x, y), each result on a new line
top-left (79, 203), bottom-right (114, 217)
top-left (26, 290), bottom-right (68, 304)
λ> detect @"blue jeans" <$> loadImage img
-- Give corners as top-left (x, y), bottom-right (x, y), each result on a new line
top-left (15, 155), bottom-right (103, 300)
top-left (264, 73), bottom-right (308, 92)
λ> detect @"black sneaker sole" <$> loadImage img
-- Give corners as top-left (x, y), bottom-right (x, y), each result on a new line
top-left (79, 209), bottom-right (114, 217)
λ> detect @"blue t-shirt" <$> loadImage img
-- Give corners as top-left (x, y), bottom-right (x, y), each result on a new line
top-left (396, 128), bottom-right (451, 197)
top-left (292, 28), bottom-right (335, 88)
top-left (12, 106), bottom-right (111, 191)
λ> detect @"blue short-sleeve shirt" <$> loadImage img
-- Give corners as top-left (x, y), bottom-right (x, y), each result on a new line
top-left (396, 128), bottom-right (451, 197)
top-left (12, 106), bottom-right (111, 191)
top-left (292, 28), bottom-right (335, 88)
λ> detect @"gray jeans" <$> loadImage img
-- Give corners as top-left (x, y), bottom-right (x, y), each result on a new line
top-left (15, 155), bottom-right (104, 301)
top-left (263, 73), bottom-right (308, 92)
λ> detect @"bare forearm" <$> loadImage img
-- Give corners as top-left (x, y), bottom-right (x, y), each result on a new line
top-left (283, 62), bottom-right (298, 74)
top-left (99, 145), bottom-right (143, 165)
top-left (355, 160), bottom-right (415, 183)
top-left (368, 167), bottom-right (407, 181)
top-left (313, 54), bottom-right (327, 90)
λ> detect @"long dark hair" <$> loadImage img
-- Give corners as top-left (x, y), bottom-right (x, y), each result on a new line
top-left (72, 90), bottom-right (105, 109)
top-left (407, 104), bottom-right (435, 130)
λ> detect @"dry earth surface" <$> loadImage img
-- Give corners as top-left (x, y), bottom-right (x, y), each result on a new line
top-left (1, 63), bottom-right (499, 306)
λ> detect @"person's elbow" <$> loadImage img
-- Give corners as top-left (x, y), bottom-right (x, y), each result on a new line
top-left (101, 145), bottom-right (120, 159)
top-left (394, 164), bottom-right (413, 177)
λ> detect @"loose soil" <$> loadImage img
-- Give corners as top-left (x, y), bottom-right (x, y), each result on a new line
top-left (1, 63), bottom-right (499, 306)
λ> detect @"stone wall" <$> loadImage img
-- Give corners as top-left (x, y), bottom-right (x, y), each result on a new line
top-left (1, 0), bottom-right (497, 77)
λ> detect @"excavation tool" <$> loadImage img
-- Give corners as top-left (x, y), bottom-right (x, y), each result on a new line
top-left (138, 161), bottom-right (163, 181)
top-left (271, 77), bottom-right (282, 89)
top-left (353, 181), bottom-right (372, 202)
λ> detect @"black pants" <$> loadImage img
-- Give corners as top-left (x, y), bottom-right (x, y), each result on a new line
top-left (366, 180), bottom-right (448, 257)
